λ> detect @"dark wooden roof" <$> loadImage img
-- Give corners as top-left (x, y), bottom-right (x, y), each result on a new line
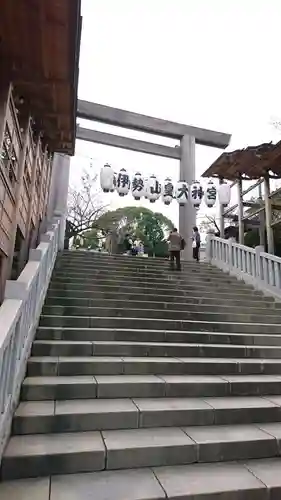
top-left (0, 0), bottom-right (81, 155)
top-left (202, 141), bottom-right (281, 181)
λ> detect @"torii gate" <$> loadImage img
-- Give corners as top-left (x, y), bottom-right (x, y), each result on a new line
top-left (76, 100), bottom-right (231, 260)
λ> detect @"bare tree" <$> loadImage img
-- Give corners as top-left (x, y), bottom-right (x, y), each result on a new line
top-left (199, 214), bottom-right (220, 235)
top-left (67, 169), bottom-right (108, 240)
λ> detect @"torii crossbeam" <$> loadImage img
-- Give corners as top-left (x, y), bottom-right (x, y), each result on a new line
top-left (76, 99), bottom-right (231, 259)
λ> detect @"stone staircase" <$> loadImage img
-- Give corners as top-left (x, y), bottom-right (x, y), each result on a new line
top-left (2, 251), bottom-right (281, 498)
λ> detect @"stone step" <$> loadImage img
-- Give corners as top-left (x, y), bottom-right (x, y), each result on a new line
top-left (41, 305), bottom-right (281, 325)
top-left (31, 340), bottom-right (281, 359)
top-left (53, 267), bottom-right (240, 282)
top-left (47, 283), bottom-right (263, 299)
top-left (56, 268), bottom-right (247, 286)
top-left (39, 315), bottom-right (281, 334)
top-left (54, 261), bottom-right (214, 280)
top-left (21, 374), bottom-right (281, 401)
top-left (45, 292), bottom-right (277, 308)
top-left (42, 301), bottom-right (281, 318)
top-left (58, 256), bottom-right (212, 272)
top-left (51, 274), bottom-right (254, 290)
top-left (26, 356), bottom-right (281, 377)
top-left (2, 423), bottom-right (281, 480)
top-left (59, 251), bottom-right (210, 262)
top-left (56, 257), bottom-right (228, 270)
top-left (51, 267), bottom-right (251, 283)
top-left (12, 395), bottom-right (281, 434)
top-left (36, 326), bottom-right (281, 346)
top-left (57, 263), bottom-right (215, 275)
top-left (56, 264), bottom-right (231, 278)
top-left (1, 459), bottom-right (279, 500)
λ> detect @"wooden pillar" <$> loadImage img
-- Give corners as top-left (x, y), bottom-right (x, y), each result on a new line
top-left (21, 136), bottom-right (41, 259)
top-left (36, 146), bottom-right (48, 237)
top-left (264, 174), bottom-right (274, 254)
top-left (39, 154), bottom-right (52, 235)
top-left (219, 177), bottom-right (225, 238)
top-left (258, 182), bottom-right (265, 247)
top-left (259, 210), bottom-right (265, 247)
top-left (237, 175), bottom-right (244, 244)
top-left (0, 83), bottom-right (12, 148)
top-left (6, 117), bottom-right (31, 278)
top-left (0, 84), bottom-right (11, 301)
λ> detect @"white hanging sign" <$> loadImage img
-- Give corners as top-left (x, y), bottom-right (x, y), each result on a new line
top-left (131, 172), bottom-right (145, 200)
top-left (162, 177), bottom-right (174, 205)
top-left (204, 180), bottom-right (217, 208)
top-left (191, 181), bottom-right (204, 208)
top-left (116, 168), bottom-right (130, 196)
top-left (100, 163), bottom-right (114, 193)
top-left (147, 175), bottom-right (161, 203)
top-left (218, 182), bottom-right (231, 207)
top-left (175, 180), bottom-right (188, 206)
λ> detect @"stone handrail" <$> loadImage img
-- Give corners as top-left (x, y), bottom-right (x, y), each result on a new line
top-left (206, 235), bottom-right (281, 298)
top-left (0, 217), bottom-right (60, 462)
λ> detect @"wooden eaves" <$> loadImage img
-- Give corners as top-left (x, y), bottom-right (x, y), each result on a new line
top-left (202, 141), bottom-right (281, 181)
top-left (0, 0), bottom-right (82, 155)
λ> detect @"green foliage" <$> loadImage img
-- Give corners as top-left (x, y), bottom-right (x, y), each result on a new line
top-left (241, 227), bottom-right (281, 257)
top-left (96, 206), bottom-right (174, 257)
top-left (244, 229), bottom-right (260, 248)
top-left (80, 228), bottom-right (100, 249)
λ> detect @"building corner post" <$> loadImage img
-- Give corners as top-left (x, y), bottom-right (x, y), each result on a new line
top-left (47, 153), bottom-right (70, 251)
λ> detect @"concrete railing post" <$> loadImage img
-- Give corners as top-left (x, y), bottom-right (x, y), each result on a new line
top-left (228, 238), bottom-right (233, 272)
top-left (205, 232), bottom-right (214, 263)
top-left (255, 246), bottom-right (264, 282)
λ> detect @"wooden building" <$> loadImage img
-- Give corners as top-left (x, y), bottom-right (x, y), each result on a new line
top-left (0, 0), bottom-right (81, 301)
top-left (202, 140), bottom-right (281, 255)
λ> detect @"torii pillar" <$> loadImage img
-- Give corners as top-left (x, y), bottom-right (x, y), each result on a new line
top-left (76, 100), bottom-right (231, 260)
top-left (180, 135), bottom-right (196, 260)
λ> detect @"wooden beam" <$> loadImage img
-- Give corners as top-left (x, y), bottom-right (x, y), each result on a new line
top-left (13, 79), bottom-right (69, 86)
top-left (271, 202), bottom-right (281, 209)
top-left (223, 179), bottom-right (264, 217)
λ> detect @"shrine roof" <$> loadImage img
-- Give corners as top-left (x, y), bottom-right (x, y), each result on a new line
top-left (0, 0), bottom-right (81, 155)
top-left (202, 140), bottom-right (281, 181)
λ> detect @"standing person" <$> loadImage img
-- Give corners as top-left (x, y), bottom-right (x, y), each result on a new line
top-left (192, 226), bottom-right (201, 262)
top-left (168, 228), bottom-right (182, 271)
top-left (123, 234), bottom-right (132, 255)
top-left (138, 240), bottom-right (144, 256)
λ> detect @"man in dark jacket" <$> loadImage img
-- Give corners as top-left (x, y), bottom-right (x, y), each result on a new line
top-left (168, 228), bottom-right (182, 270)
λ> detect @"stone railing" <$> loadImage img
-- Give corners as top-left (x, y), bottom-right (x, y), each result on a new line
top-left (206, 235), bottom-right (281, 298)
top-left (0, 217), bottom-right (60, 462)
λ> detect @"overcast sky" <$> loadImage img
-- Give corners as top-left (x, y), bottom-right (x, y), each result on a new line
top-left (71, 0), bottom-right (281, 226)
